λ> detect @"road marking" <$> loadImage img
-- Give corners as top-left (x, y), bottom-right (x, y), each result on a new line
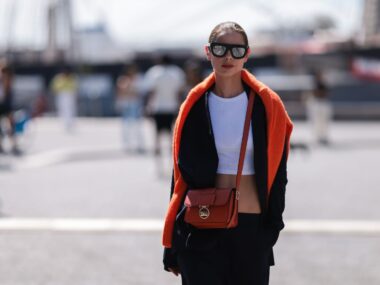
top-left (0, 218), bottom-right (164, 232)
top-left (16, 149), bottom-right (69, 169)
top-left (285, 219), bottom-right (380, 234)
top-left (15, 145), bottom-right (121, 170)
top-left (0, 218), bottom-right (380, 234)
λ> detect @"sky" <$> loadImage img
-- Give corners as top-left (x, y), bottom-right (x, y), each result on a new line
top-left (0, 0), bottom-right (364, 51)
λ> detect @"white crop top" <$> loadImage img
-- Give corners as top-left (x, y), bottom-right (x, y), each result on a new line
top-left (208, 91), bottom-right (255, 175)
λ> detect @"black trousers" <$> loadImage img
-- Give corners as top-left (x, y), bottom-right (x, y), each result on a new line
top-left (177, 213), bottom-right (272, 285)
top-left (152, 113), bottom-right (175, 132)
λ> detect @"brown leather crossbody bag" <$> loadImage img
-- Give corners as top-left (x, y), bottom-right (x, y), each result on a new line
top-left (183, 91), bottom-right (255, 229)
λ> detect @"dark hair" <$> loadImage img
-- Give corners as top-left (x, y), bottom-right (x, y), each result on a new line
top-left (161, 54), bottom-right (172, 65)
top-left (1, 65), bottom-right (13, 76)
top-left (59, 65), bottom-right (73, 74)
top-left (184, 59), bottom-right (201, 72)
top-left (209, 22), bottom-right (249, 46)
top-left (123, 62), bottom-right (139, 76)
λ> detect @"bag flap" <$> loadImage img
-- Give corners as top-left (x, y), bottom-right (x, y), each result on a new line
top-left (184, 188), bottom-right (233, 207)
top-left (214, 188), bottom-right (234, 205)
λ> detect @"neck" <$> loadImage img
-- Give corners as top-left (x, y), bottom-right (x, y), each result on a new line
top-left (213, 72), bottom-right (244, 98)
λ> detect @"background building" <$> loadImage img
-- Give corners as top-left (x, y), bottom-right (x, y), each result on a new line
top-left (362, 0), bottom-right (380, 45)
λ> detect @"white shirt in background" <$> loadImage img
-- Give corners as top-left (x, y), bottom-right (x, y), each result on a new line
top-left (145, 64), bottom-right (185, 113)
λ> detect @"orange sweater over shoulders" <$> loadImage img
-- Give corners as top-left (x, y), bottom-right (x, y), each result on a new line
top-left (162, 69), bottom-right (293, 248)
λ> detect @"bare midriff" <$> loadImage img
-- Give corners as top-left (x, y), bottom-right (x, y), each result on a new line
top-left (215, 174), bottom-right (261, 213)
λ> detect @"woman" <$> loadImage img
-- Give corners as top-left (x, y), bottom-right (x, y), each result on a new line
top-left (162, 22), bottom-right (293, 285)
top-left (179, 59), bottom-right (203, 103)
top-left (144, 55), bottom-right (185, 176)
top-left (306, 70), bottom-right (332, 145)
top-left (0, 64), bottom-right (20, 155)
top-left (115, 64), bottom-right (145, 153)
top-left (50, 66), bottom-right (77, 132)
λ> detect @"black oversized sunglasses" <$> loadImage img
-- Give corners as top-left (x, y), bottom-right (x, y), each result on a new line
top-left (208, 42), bottom-right (249, 59)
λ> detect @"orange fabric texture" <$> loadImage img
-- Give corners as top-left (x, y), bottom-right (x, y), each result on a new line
top-left (162, 69), bottom-right (293, 248)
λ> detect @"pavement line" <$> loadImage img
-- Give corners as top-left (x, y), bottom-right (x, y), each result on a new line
top-left (15, 145), bottom-right (120, 170)
top-left (285, 220), bottom-right (380, 234)
top-left (16, 150), bottom-right (69, 169)
top-left (0, 218), bottom-right (164, 231)
top-left (0, 218), bottom-right (380, 234)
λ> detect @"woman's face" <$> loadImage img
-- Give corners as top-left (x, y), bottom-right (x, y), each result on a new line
top-left (205, 30), bottom-right (250, 78)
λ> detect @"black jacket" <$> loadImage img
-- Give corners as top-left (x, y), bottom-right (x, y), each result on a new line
top-left (163, 87), bottom-right (289, 271)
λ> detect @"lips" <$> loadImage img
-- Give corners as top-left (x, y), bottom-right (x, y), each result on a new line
top-left (222, 64), bottom-right (233, 68)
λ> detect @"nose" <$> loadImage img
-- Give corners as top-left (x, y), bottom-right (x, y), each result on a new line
top-left (224, 48), bottom-right (233, 60)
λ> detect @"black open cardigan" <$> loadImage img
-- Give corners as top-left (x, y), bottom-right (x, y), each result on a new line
top-left (163, 86), bottom-right (288, 271)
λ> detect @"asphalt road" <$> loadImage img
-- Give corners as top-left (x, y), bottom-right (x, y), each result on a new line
top-left (1, 117), bottom-right (380, 285)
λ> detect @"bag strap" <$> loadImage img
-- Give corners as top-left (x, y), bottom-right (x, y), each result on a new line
top-left (236, 91), bottom-right (255, 190)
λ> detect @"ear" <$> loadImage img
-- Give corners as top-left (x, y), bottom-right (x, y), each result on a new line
top-left (204, 45), bottom-right (211, 61)
top-left (244, 47), bottom-right (251, 63)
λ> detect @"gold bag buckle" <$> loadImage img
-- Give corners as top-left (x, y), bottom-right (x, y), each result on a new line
top-left (199, 205), bottom-right (210, 219)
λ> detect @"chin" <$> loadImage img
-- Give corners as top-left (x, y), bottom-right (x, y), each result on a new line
top-left (215, 68), bottom-right (241, 78)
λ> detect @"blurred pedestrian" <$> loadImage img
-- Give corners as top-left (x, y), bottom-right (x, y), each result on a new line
top-left (50, 66), bottom-right (78, 133)
top-left (144, 54), bottom-right (185, 176)
top-left (179, 59), bottom-right (203, 103)
top-left (115, 63), bottom-right (145, 153)
top-left (306, 70), bottom-right (332, 145)
top-left (162, 22), bottom-right (293, 285)
top-left (0, 63), bottom-right (21, 155)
